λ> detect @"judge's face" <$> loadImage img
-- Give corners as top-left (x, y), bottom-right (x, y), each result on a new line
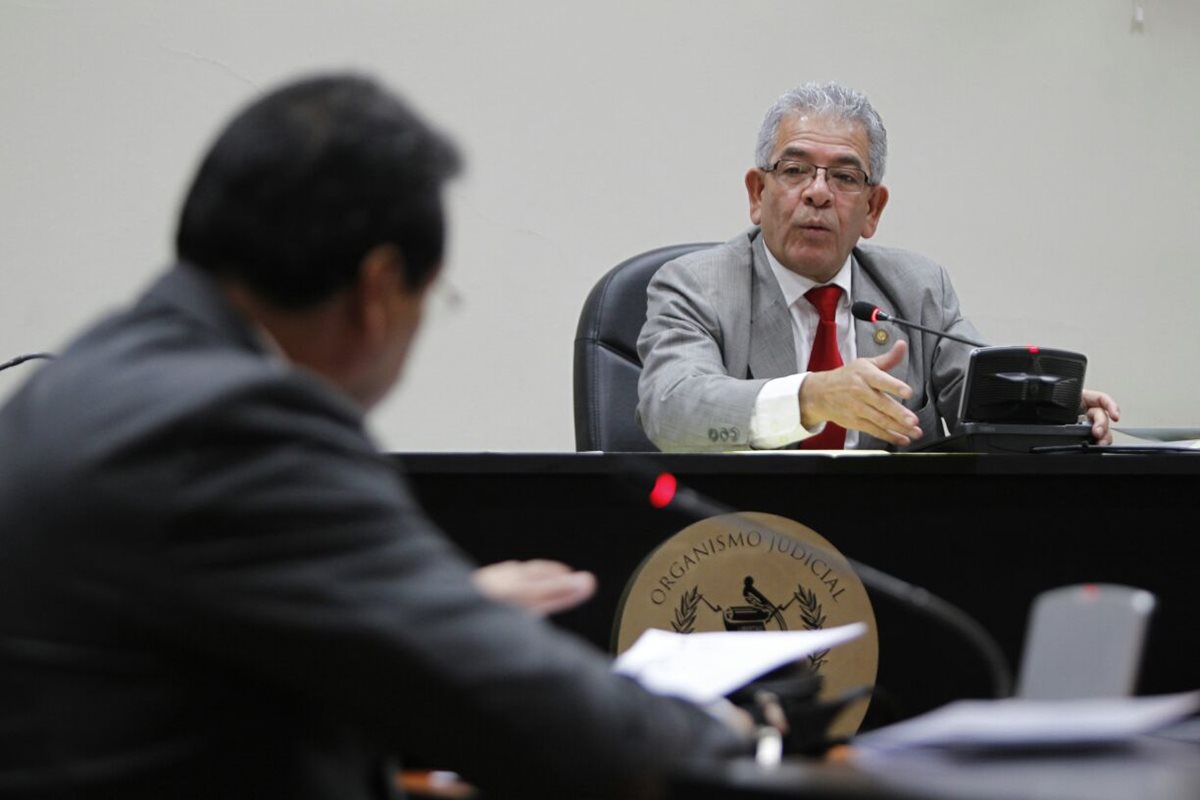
top-left (745, 113), bottom-right (889, 283)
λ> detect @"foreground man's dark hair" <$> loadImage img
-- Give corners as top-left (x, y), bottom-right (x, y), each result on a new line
top-left (176, 74), bottom-right (461, 308)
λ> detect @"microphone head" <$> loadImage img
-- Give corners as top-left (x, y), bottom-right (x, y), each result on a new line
top-left (851, 301), bottom-right (887, 323)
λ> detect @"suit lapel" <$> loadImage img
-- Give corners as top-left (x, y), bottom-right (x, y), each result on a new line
top-left (852, 252), bottom-right (907, 384)
top-left (748, 236), bottom-right (799, 380)
top-left (852, 251), bottom-right (912, 450)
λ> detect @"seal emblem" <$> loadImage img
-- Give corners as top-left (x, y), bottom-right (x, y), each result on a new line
top-left (614, 512), bottom-right (878, 737)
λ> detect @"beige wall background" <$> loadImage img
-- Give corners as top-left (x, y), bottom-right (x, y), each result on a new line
top-left (2, 1), bottom-right (1197, 451)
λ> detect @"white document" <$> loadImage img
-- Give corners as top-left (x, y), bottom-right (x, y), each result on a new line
top-left (854, 691), bottom-right (1200, 753)
top-left (613, 622), bottom-right (866, 704)
top-left (1114, 426), bottom-right (1200, 442)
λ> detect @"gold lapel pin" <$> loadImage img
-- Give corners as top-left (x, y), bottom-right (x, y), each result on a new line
top-left (873, 328), bottom-right (889, 346)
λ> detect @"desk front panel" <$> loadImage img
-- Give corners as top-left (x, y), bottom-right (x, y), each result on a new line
top-left (397, 453), bottom-right (1199, 725)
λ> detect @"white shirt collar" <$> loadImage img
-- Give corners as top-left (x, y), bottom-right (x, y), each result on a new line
top-left (763, 247), bottom-right (853, 308)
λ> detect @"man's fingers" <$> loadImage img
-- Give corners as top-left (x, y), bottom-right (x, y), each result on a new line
top-left (511, 559), bottom-right (572, 578)
top-left (800, 347), bottom-right (919, 440)
top-left (851, 395), bottom-right (922, 446)
top-left (1085, 407), bottom-right (1113, 446)
top-left (525, 571), bottom-right (598, 615)
top-left (863, 370), bottom-right (912, 403)
top-left (1082, 389), bottom-right (1121, 422)
top-left (1079, 389), bottom-right (1120, 445)
top-left (868, 339), bottom-right (907, 375)
top-left (866, 340), bottom-right (912, 400)
top-left (870, 338), bottom-right (907, 369)
top-left (472, 559), bottom-right (597, 616)
top-left (850, 371), bottom-right (920, 430)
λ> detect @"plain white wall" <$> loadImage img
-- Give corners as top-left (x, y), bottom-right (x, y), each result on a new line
top-left (2, 1), bottom-right (1197, 451)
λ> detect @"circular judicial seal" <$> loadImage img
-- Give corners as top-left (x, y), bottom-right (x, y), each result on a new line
top-left (613, 512), bottom-right (878, 737)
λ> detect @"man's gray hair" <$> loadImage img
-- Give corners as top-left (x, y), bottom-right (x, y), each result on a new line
top-left (754, 82), bottom-right (888, 184)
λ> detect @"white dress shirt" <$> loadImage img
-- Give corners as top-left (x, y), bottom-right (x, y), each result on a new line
top-left (748, 250), bottom-right (859, 449)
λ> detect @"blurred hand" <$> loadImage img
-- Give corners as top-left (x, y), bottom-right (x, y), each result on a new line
top-left (471, 559), bottom-right (597, 616)
top-left (1081, 389), bottom-right (1121, 445)
top-left (799, 340), bottom-right (921, 447)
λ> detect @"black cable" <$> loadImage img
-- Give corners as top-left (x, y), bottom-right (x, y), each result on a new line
top-left (1033, 443), bottom-right (1200, 455)
top-left (0, 352), bottom-right (54, 373)
top-left (838, 556), bottom-right (1013, 699)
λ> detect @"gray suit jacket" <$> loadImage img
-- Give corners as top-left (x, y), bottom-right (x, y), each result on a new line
top-left (636, 228), bottom-right (982, 452)
top-left (0, 264), bottom-right (744, 799)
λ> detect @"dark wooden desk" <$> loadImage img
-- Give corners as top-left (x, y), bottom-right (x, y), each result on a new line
top-left (669, 732), bottom-right (1200, 799)
top-left (396, 452), bottom-right (1200, 725)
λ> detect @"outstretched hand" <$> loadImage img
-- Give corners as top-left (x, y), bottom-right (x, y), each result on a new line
top-left (799, 340), bottom-right (921, 447)
top-left (1080, 389), bottom-right (1121, 445)
top-left (471, 559), bottom-right (597, 616)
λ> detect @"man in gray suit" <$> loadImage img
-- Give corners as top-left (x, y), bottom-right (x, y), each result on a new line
top-left (637, 82), bottom-right (1119, 453)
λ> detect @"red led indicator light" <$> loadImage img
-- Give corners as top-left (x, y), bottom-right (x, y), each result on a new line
top-left (1028, 345), bottom-right (1040, 354)
top-left (649, 472), bottom-right (677, 509)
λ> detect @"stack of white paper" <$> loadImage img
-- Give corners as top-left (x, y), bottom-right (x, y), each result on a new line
top-left (613, 623), bottom-right (866, 704)
top-left (854, 691), bottom-right (1200, 753)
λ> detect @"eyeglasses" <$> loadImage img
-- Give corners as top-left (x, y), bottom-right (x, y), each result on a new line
top-left (762, 159), bottom-right (872, 194)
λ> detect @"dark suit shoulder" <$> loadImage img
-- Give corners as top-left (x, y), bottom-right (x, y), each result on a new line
top-left (0, 302), bottom-right (376, 539)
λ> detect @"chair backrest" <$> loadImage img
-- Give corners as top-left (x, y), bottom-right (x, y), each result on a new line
top-left (572, 243), bottom-right (715, 451)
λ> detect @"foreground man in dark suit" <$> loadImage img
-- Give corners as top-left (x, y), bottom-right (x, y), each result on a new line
top-left (0, 74), bottom-right (750, 799)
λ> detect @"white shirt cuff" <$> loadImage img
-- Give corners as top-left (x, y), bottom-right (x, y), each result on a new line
top-left (749, 374), bottom-right (824, 449)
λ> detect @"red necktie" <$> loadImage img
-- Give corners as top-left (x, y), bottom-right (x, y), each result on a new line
top-left (800, 284), bottom-right (846, 450)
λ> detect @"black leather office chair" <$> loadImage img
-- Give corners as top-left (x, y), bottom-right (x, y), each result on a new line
top-left (572, 243), bottom-right (715, 451)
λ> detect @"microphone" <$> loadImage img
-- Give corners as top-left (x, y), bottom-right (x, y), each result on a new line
top-left (633, 463), bottom-right (1013, 699)
top-left (851, 301), bottom-right (986, 349)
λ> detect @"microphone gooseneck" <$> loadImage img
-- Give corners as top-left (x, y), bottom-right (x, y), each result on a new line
top-left (850, 301), bottom-right (987, 349)
top-left (0, 352), bottom-right (54, 373)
